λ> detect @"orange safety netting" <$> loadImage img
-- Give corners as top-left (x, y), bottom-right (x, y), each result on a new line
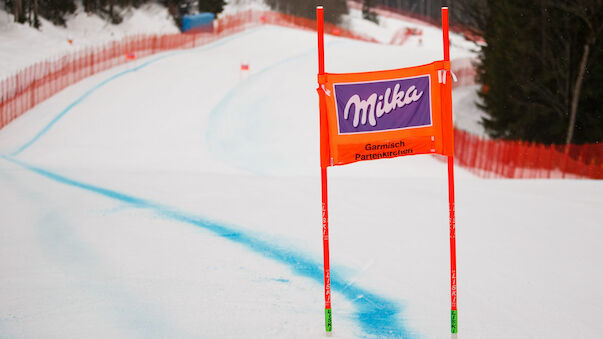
top-left (1, 9), bottom-right (600, 179)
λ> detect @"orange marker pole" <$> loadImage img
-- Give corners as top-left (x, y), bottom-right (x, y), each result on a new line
top-left (442, 7), bottom-right (458, 338)
top-left (316, 6), bottom-right (332, 333)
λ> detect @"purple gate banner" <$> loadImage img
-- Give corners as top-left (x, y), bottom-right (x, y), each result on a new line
top-left (333, 75), bottom-right (432, 134)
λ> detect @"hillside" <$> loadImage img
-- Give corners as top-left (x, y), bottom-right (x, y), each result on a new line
top-left (1, 2), bottom-right (601, 339)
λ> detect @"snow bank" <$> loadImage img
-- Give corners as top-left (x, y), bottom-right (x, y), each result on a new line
top-left (0, 3), bottom-right (178, 79)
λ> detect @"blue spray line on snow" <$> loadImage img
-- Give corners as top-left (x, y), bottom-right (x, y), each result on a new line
top-left (3, 28), bottom-right (416, 337)
top-left (1, 155), bottom-right (415, 338)
top-left (203, 48), bottom-right (416, 336)
top-left (11, 54), bottom-right (173, 156)
top-left (10, 27), bottom-right (263, 157)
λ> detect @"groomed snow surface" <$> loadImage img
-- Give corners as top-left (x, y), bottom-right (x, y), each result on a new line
top-left (0, 3), bottom-right (179, 79)
top-left (1, 13), bottom-right (602, 339)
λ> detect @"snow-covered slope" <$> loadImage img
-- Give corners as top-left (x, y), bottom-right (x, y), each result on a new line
top-left (0, 3), bottom-right (179, 79)
top-left (0, 1), bottom-right (487, 136)
top-left (1, 22), bottom-right (602, 338)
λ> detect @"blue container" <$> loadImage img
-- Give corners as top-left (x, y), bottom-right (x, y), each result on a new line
top-left (182, 13), bottom-right (215, 33)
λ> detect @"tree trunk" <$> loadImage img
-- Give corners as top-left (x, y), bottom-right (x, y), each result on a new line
top-left (33, 0), bottom-right (39, 28)
top-left (110, 0), bottom-right (114, 21)
top-left (565, 42), bottom-right (590, 146)
top-left (13, 0), bottom-right (22, 22)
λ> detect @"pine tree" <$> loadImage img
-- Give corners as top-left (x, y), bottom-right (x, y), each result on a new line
top-left (198, 0), bottom-right (224, 15)
top-left (38, 0), bottom-right (76, 26)
top-left (362, 0), bottom-right (378, 24)
top-left (265, 0), bottom-right (348, 25)
top-left (478, 0), bottom-right (603, 144)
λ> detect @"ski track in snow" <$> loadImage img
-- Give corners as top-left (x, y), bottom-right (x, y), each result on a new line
top-left (0, 156), bottom-right (412, 338)
top-left (1, 28), bottom-right (415, 338)
top-left (0, 162), bottom-right (189, 338)
top-left (11, 27), bottom-right (263, 157)
top-left (205, 38), bottom-right (344, 175)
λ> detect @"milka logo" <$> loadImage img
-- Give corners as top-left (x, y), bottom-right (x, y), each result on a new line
top-left (343, 83), bottom-right (424, 128)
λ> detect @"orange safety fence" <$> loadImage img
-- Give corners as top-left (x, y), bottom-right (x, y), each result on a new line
top-left (258, 11), bottom-right (377, 42)
top-left (347, 0), bottom-right (484, 44)
top-left (0, 10), bottom-right (375, 133)
top-left (453, 129), bottom-right (603, 179)
top-left (447, 59), bottom-right (602, 180)
top-left (0, 10), bottom-right (263, 131)
top-left (0, 9), bottom-right (600, 179)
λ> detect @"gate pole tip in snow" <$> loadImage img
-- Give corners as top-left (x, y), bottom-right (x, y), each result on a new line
top-left (441, 6), bottom-right (459, 337)
top-left (317, 5), bottom-right (333, 334)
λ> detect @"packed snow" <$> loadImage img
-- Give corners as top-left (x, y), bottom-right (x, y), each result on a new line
top-left (1, 2), bottom-right (602, 339)
top-left (0, 2), bottom-right (179, 79)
